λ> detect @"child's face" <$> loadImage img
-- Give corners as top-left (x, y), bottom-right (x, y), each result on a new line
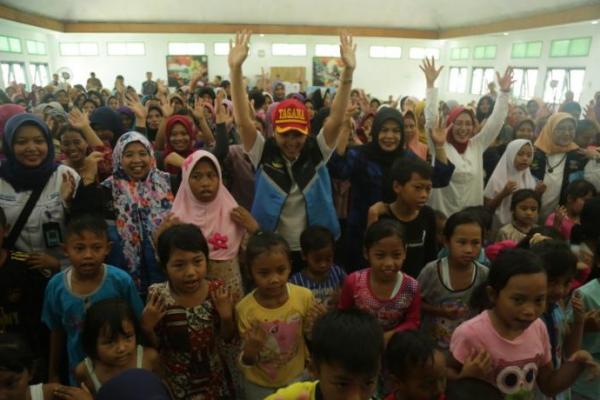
top-left (0, 369), bottom-right (29, 400)
top-left (165, 248), bottom-right (207, 294)
top-left (315, 362), bottom-right (378, 400)
top-left (393, 173), bottom-right (432, 210)
top-left (445, 223), bottom-right (482, 267)
top-left (62, 231), bottom-right (111, 278)
top-left (121, 141), bottom-right (151, 181)
top-left (513, 198), bottom-right (539, 227)
top-left (96, 320), bottom-right (137, 367)
top-left (365, 236), bottom-right (406, 283)
top-left (168, 122), bottom-right (191, 153)
top-left (515, 123), bottom-right (535, 140)
top-left (489, 272), bottom-right (547, 333)
top-left (188, 159), bottom-right (220, 203)
top-left (513, 144), bottom-right (533, 171)
top-left (394, 350), bottom-right (447, 400)
top-left (61, 130), bottom-right (89, 164)
top-left (304, 245), bottom-right (334, 277)
top-left (250, 248), bottom-right (291, 299)
top-left (547, 275), bottom-right (573, 305)
top-left (568, 192), bottom-right (594, 216)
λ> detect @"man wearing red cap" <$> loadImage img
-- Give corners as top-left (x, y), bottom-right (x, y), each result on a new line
top-left (229, 31), bottom-right (356, 271)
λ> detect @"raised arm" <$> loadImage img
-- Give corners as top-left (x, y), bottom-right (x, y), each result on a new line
top-left (322, 32), bottom-right (357, 148)
top-left (228, 31), bottom-right (256, 152)
top-left (420, 58), bottom-right (449, 165)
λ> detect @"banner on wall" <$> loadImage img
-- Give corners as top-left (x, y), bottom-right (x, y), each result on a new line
top-left (312, 57), bottom-right (343, 87)
top-left (165, 55), bottom-right (208, 87)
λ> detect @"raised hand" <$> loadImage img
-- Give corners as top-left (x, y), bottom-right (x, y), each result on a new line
top-left (153, 213), bottom-right (182, 245)
top-left (192, 96), bottom-right (206, 121)
top-left (156, 79), bottom-right (168, 96)
top-left (568, 350), bottom-right (600, 381)
top-left (304, 302), bottom-right (327, 337)
top-left (60, 171), bottom-right (76, 203)
top-left (357, 89), bottom-right (370, 114)
top-left (231, 206), bottom-right (260, 234)
top-left (339, 31), bottom-right (357, 71)
top-left (419, 57), bottom-right (444, 88)
top-left (462, 350), bottom-right (492, 379)
top-left (68, 108), bottom-right (90, 130)
top-left (228, 30), bottom-right (251, 70)
top-left (584, 101), bottom-right (599, 124)
top-left (210, 285), bottom-right (233, 320)
top-left (430, 115), bottom-right (449, 147)
top-left (502, 180), bottom-right (518, 196)
top-left (141, 291), bottom-right (167, 332)
top-left (242, 321), bottom-right (268, 362)
top-left (125, 93), bottom-right (146, 120)
top-left (497, 66), bottom-right (515, 92)
top-left (80, 151), bottom-right (104, 183)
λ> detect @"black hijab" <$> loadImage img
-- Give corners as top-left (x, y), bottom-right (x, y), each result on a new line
top-left (476, 95), bottom-right (495, 123)
top-left (363, 107), bottom-right (405, 170)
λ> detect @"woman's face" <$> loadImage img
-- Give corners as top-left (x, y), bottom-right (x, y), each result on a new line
top-left (171, 99), bottom-right (184, 113)
top-left (120, 114), bottom-right (133, 130)
top-left (511, 107), bottom-right (527, 124)
top-left (13, 125), bottom-right (48, 168)
top-left (82, 101), bottom-right (96, 116)
top-left (452, 113), bottom-right (474, 144)
top-left (274, 84), bottom-right (286, 100)
top-left (56, 91), bottom-right (68, 105)
top-left (479, 98), bottom-right (491, 114)
top-left (552, 119), bottom-right (576, 147)
top-left (61, 130), bottom-right (89, 164)
top-left (514, 144), bottom-right (533, 171)
top-left (146, 109), bottom-right (162, 130)
top-left (378, 120), bottom-right (402, 152)
top-left (108, 97), bottom-right (119, 110)
top-left (403, 117), bottom-right (417, 141)
top-left (527, 101), bottom-right (539, 117)
top-left (121, 141), bottom-right (151, 180)
top-left (305, 102), bottom-right (315, 120)
top-left (169, 123), bottom-right (191, 152)
top-left (515, 123), bottom-right (535, 140)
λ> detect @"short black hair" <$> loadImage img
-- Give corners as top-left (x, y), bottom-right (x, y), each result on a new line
top-left (246, 231), bottom-right (291, 271)
top-left (565, 179), bottom-right (597, 201)
top-left (58, 124), bottom-right (86, 140)
top-left (157, 224), bottom-right (209, 270)
top-left (300, 225), bottom-right (335, 255)
top-left (446, 378), bottom-right (503, 400)
top-left (81, 298), bottom-right (140, 360)
top-left (197, 87), bottom-right (216, 101)
top-left (249, 89), bottom-right (266, 110)
top-left (385, 330), bottom-right (435, 379)
top-left (0, 333), bottom-right (34, 373)
top-left (364, 219), bottom-right (406, 251)
top-left (311, 309), bottom-right (383, 375)
top-left (220, 80), bottom-right (231, 88)
top-left (517, 225), bottom-right (565, 247)
top-left (443, 210), bottom-right (483, 240)
top-left (461, 206), bottom-right (493, 232)
top-left (390, 157), bottom-right (433, 186)
top-left (510, 189), bottom-right (540, 211)
top-left (530, 239), bottom-right (577, 281)
top-left (66, 214), bottom-right (108, 241)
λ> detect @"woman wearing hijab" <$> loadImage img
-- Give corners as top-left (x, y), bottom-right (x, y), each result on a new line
top-left (89, 106), bottom-right (125, 147)
top-left (0, 114), bottom-right (80, 269)
top-left (403, 110), bottom-right (428, 160)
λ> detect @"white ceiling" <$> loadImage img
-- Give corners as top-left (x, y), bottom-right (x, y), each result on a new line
top-left (1, 0), bottom-right (598, 30)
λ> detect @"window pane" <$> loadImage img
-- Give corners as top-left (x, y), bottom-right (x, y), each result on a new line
top-left (460, 48), bottom-right (469, 59)
top-left (8, 38), bottom-right (21, 53)
top-left (79, 43), bottom-right (98, 56)
top-left (107, 43), bottom-right (127, 55)
top-left (127, 43), bottom-right (145, 55)
top-left (484, 46), bottom-right (496, 59)
top-left (513, 68), bottom-right (525, 96)
top-left (483, 68), bottom-right (495, 89)
top-left (550, 40), bottom-right (569, 57)
top-left (0, 36), bottom-right (8, 52)
top-left (569, 69), bottom-right (586, 101)
top-left (544, 69), bottom-right (566, 103)
top-left (450, 48), bottom-right (460, 60)
top-left (168, 43), bottom-right (187, 55)
top-left (369, 46), bottom-right (385, 58)
top-left (315, 44), bottom-right (340, 57)
top-left (213, 42), bottom-right (229, 56)
top-left (39, 64), bottom-right (49, 86)
top-left (169, 42), bottom-right (204, 55)
top-left (569, 38), bottom-right (591, 57)
top-left (449, 67), bottom-right (467, 93)
top-left (512, 43), bottom-right (527, 58)
top-left (526, 42), bottom-right (542, 58)
top-left (1, 64), bottom-right (10, 84)
top-left (60, 43), bottom-right (79, 56)
top-left (409, 47), bottom-right (424, 59)
top-left (424, 48), bottom-right (439, 59)
top-left (385, 46), bottom-right (401, 58)
top-left (27, 40), bottom-right (37, 54)
top-left (471, 68), bottom-right (483, 94)
top-left (13, 63), bottom-right (25, 83)
top-left (272, 43), bottom-right (306, 56)
top-left (473, 46), bottom-right (485, 59)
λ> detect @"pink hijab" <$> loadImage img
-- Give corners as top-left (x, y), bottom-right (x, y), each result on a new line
top-left (171, 150), bottom-right (244, 260)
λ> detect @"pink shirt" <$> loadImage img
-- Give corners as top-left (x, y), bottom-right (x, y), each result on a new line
top-left (544, 212), bottom-right (575, 240)
top-left (450, 311), bottom-right (551, 396)
top-left (339, 269), bottom-right (420, 332)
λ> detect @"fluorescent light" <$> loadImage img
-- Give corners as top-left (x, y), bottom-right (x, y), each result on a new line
top-left (592, 20), bottom-right (599, 25)
top-left (503, 32), bottom-right (509, 36)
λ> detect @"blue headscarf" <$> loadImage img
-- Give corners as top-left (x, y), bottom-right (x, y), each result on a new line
top-left (97, 369), bottom-right (170, 400)
top-left (90, 106), bottom-right (124, 146)
top-left (0, 113), bottom-right (58, 192)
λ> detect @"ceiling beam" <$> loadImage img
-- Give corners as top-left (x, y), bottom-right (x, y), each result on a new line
top-left (440, 4), bottom-right (600, 38)
top-left (0, 4), bottom-right (64, 31)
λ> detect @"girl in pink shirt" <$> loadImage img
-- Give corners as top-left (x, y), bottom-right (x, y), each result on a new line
top-left (545, 179), bottom-right (596, 240)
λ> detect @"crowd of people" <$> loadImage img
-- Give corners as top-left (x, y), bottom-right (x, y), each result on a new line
top-left (1, 30), bottom-right (600, 400)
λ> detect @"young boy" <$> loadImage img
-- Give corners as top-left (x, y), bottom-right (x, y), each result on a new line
top-left (266, 309), bottom-right (384, 400)
top-left (42, 214), bottom-right (143, 384)
top-left (367, 157), bottom-right (437, 278)
top-left (290, 225), bottom-right (347, 309)
top-left (228, 31), bottom-right (356, 272)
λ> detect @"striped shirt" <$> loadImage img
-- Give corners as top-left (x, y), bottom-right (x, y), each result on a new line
top-left (290, 265), bottom-right (347, 309)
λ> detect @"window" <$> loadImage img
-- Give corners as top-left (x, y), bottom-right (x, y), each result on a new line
top-left (543, 68), bottom-right (586, 104)
top-left (512, 68), bottom-right (538, 99)
top-left (470, 67), bottom-right (495, 95)
top-left (28, 63), bottom-right (50, 86)
top-left (213, 42), bottom-right (229, 56)
top-left (272, 43), bottom-right (307, 56)
top-left (450, 47), bottom-right (470, 60)
top-left (107, 42), bottom-right (145, 56)
top-left (59, 42), bottom-right (98, 56)
top-left (168, 42), bottom-right (205, 55)
top-left (315, 44), bottom-right (340, 57)
top-left (369, 46), bottom-right (402, 59)
top-left (409, 47), bottom-right (439, 59)
top-left (473, 45), bottom-right (496, 60)
top-left (0, 36), bottom-right (22, 53)
top-left (511, 41), bottom-right (542, 58)
top-left (26, 40), bottom-right (46, 55)
top-left (550, 37), bottom-right (592, 57)
top-left (448, 67), bottom-right (468, 93)
top-left (1, 62), bottom-right (26, 85)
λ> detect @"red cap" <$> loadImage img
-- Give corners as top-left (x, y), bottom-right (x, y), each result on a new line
top-left (272, 99), bottom-right (310, 135)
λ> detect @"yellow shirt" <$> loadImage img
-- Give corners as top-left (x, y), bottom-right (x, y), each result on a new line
top-left (265, 381), bottom-right (318, 400)
top-left (236, 284), bottom-right (315, 387)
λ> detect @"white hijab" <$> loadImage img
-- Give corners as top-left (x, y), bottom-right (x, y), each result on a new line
top-left (484, 139), bottom-right (538, 226)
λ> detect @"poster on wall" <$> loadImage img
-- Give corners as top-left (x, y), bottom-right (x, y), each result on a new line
top-left (165, 55), bottom-right (208, 87)
top-left (312, 57), bottom-right (343, 87)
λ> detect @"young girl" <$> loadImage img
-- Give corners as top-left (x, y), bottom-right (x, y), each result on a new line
top-left (236, 231), bottom-right (316, 399)
top-left (484, 139), bottom-right (539, 232)
top-left (449, 248), bottom-right (597, 398)
top-left (339, 219), bottom-right (421, 344)
top-left (75, 299), bottom-right (159, 395)
top-left (142, 224), bottom-right (235, 399)
top-left (496, 189), bottom-right (540, 242)
top-left (545, 179), bottom-right (597, 240)
top-left (161, 115), bottom-right (196, 176)
top-left (418, 211), bottom-right (489, 350)
top-left (171, 150), bottom-right (258, 302)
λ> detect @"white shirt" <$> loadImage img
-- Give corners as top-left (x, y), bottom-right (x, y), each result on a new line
top-left (540, 153), bottom-right (566, 219)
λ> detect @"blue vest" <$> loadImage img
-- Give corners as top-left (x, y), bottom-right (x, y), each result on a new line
top-left (251, 137), bottom-right (340, 239)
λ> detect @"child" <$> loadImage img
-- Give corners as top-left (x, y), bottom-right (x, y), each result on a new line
top-left (141, 224), bottom-right (235, 399)
top-left (384, 331), bottom-right (446, 400)
top-left (496, 189), bottom-right (540, 242)
top-left (483, 139), bottom-right (538, 232)
top-left (545, 179), bottom-right (597, 240)
top-left (339, 219), bottom-right (421, 344)
top-left (236, 231), bottom-right (317, 399)
top-left (170, 150), bottom-right (258, 302)
top-left (367, 157), bottom-right (438, 278)
top-left (449, 248), bottom-right (597, 398)
top-left (289, 225), bottom-right (347, 309)
top-left (75, 298), bottom-right (159, 395)
top-left (418, 211), bottom-right (489, 350)
top-left (531, 240), bottom-right (583, 400)
top-left (266, 309), bottom-right (384, 400)
top-left (434, 210), bottom-right (447, 250)
top-left (42, 214), bottom-right (143, 384)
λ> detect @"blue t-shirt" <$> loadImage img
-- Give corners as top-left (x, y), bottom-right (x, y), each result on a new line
top-left (289, 265), bottom-right (346, 309)
top-left (42, 264), bottom-right (144, 384)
